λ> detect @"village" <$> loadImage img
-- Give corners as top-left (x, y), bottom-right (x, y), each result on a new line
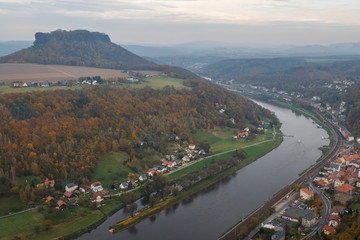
top-left (34, 126), bottom-right (255, 214)
top-left (252, 144), bottom-right (360, 239)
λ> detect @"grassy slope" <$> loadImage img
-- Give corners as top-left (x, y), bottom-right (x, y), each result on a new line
top-left (0, 76), bottom-right (189, 94)
top-left (0, 210), bottom-right (44, 240)
top-left (194, 127), bottom-right (272, 154)
top-left (32, 211), bottom-right (104, 240)
top-left (93, 152), bottom-right (130, 187)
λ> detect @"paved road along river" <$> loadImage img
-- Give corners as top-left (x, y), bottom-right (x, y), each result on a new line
top-left (78, 100), bottom-right (329, 240)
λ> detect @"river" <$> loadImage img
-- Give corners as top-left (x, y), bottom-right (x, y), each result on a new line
top-left (78, 100), bottom-right (329, 240)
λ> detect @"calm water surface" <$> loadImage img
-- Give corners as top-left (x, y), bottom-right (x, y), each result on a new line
top-left (79, 100), bottom-right (329, 240)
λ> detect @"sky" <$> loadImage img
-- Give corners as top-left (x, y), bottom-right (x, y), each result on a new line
top-left (1, 0), bottom-right (360, 45)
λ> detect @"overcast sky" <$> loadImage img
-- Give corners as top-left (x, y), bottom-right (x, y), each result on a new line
top-left (1, 0), bottom-right (360, 45)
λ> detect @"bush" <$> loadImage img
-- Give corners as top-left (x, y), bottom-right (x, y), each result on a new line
top-left (42, 219), bottom-right (52, 230)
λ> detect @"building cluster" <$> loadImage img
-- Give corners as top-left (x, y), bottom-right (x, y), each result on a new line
top-left (324, 80), bottom-right (355, 92)
top-left (41, 180), bottom-right (106, 210)
top-left (263, 188), bottom-right (318, 238)
top-left (313, 150), bottom-right (360, 235)
top-left (144, 143), bottom-right (206, 181)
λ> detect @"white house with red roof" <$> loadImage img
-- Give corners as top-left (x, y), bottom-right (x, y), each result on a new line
top-left (92, 193), bottom-right (104, 203)
top-left (300, 188), bottom-right (315, 200)
top-left (90, 181), bottom-right (103, 193)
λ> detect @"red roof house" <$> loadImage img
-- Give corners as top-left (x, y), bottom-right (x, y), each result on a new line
top-left (324, 225), bottom-right (335, 235)
top-left (57, 200), bottom-right (67, 209)
top-left (336, 184), bottom-right (354, 195)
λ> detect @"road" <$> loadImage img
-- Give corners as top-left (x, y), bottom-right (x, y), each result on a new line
top-left (244, 192), bottom-right (298, 240)
top-left (0, 206), bottom-right (38, 219)
top-left (305, 176), bottom-right (331, 239)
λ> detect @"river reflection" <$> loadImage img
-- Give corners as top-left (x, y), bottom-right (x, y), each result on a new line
top-left (78, 100), bottom-right (329, 240)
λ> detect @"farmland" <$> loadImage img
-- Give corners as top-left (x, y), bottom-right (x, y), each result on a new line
top-left (0, 63), bottom-right (130, 83)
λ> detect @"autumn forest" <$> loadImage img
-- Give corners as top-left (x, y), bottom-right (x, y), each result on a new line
top-left (0, 80), bottom-right (266, 198)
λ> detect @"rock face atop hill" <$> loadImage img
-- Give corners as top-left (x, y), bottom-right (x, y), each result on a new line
top-left (34, 30), bottom-right (111, 46)
top-left (0, 29), bottom-right (155, 70)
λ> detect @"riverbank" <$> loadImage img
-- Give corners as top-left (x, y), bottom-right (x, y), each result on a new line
top-left (110, 135), bottom-right (283, 233)
top-left (218, 98), bottom-right (339, 240)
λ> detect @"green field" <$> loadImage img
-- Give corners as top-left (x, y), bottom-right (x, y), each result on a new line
top-left (120, 76), bottom-right (190, 90)
top-left (0, 207), bottom-right (104, 240)
top-left (0, 76), bottom-right (189, 94)
top-left (194, 127), bottom-right (272, 154)
top-left (0, 195), bottom-right (24, 216)
top-left (0, 210), bottom-right (44, 240)
top-left (93, 152), bottom-right (130, 187)
top-left (33, 211), bottom-right (104, 240)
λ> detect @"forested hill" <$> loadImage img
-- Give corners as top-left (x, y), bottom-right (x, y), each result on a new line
top-left (0, 29), bottom-right (156, 70)
top-left (199, 58), bottom-right (308, 80)
top-left (199, 57), bottom-right (360, 85)
top-left (0, 80), bottom-right (270, 195)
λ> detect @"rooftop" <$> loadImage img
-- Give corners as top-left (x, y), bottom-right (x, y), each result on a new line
top-left (282, 207), bottom-right (316, 220)
top-left (301, 188), bottom-right (314, 195)
top-left (336, 183), bottom-right (354, 193)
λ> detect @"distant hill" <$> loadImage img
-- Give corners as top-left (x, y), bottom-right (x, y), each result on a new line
top-left (200, 57), bottom-right (360, 89)
top-left (0, 41), bottom-right (32, 56)
top-left (0, 30), bottom-right (156, 70)
top-left (199, 58), bottom-right (308, 80)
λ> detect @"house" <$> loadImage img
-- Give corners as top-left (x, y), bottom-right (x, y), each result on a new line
top-left (46, 196), bottom-right (54, 204)
top-left (37, 178), bottom-right (55, 189)
top-left (90, 181), bottom-right (103, 193)
top-left (189, 144), bottom-right (196, 150)
top-left (147, 169), bottom-right (156, 177)
top-left (271, 231), bottom-right (285, 240)
top-left (119, 182), bottom-right (128, 190)
top-left (334, 178), bottom-right (345, 188)
top-left (281, 207), bottom-right (316, 224)
top-left (300, 188), bottom-right (315, 200)
top-left (63, 191), bottom-right (74, 199)
top-left (182, 155), bottom-right (190, 162)
top-left (237, 132), bottom-right (249, 138)
top-left (79, 185), bottom-right (90, 193)
top-left (328, 163), bottom-right (341, 173)
top-left (335, 184), bottom-right (355, 205)
top-left (139, 174), bottom-right (148, 182)
top-left (336, 183), bottom-right (354, 195)
top-left (65, 183), bottom-right (78, 193)
top-left (44, 178), bottom-right (55, 188)
top-left (92, 193), bottom-right (104, 203)
top-left (128, 178), bottom-right (136, 187)
top-left (199, 149), bottom-right (206, 155)
top-left (157, 165), bottom-right (167, 173)
top-left (302, 212), bottom-right (317, 227)
top-left (316, 179), bottom-right (327, 187)
top-left (57, 200), bottom-right (67, 209)
top-left (329, 214), bottom-right (341, 227)
top-left (324, 225), bottom-right (336, 235)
